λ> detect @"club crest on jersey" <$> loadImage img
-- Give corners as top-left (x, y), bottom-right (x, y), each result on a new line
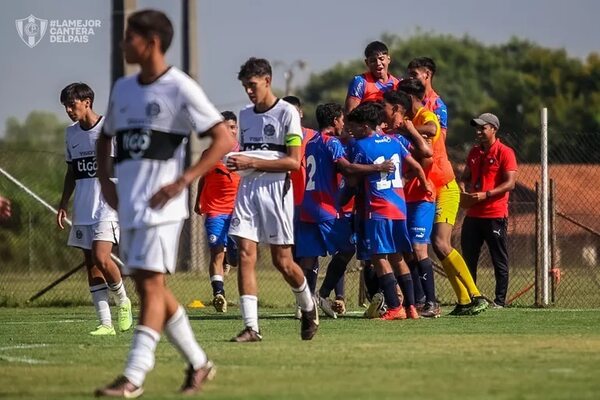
top-left (75, 229), bottom-right (83, 240)
top-left (145, 102), bottom-right (161, 118)
top-left (122, 129), bottom-right (151, 160)
top-left (263, 124), bottom-right (276, 137)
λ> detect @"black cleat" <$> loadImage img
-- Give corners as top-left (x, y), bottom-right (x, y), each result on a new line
top-left (420, 301), bottom-right (441, 318)
top-left (230, 327), bottom-right (262, 343)
top-left (300, 298), bottom-right (319, 340)
top-left (448, 303), bottom-right (472, 316)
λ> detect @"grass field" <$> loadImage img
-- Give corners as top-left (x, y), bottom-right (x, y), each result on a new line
top-left (1, 306), bottom-right (600, 400)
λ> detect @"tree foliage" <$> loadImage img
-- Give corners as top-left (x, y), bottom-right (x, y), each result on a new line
top-left (297, 33), bottom-right (600, 162)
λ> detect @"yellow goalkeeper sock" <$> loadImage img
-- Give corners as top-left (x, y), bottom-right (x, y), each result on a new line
top-left (442, 249), bottom-right (481, 300)
top-left (440, 259), bottom-right (471, 305)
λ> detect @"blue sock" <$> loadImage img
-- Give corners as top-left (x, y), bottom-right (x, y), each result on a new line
top-left (418, 258), bottom-right (436, 303)
top-left (363, 261), bottom-right (379, 301)
top-left (378, 273), bottom-right (400, 309)
top-left (304, 260), bottom-right (319, 294)
top-left (396, 273), bottom-right (415, 306)
top-left (319, 252), bottom-right (350, 298)
top-left (210, 279), bottom-right (224, 296)
top-left (334, 276), bottom-right (345, 299)
top-left (408, 260), bottom-right (425, 303)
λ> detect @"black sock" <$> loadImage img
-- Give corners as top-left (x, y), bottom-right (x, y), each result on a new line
top-left (319, 252), bottom-right (350, 298)
top-left (334, 276), bottom-right (345, 299)
top-left (211, 280), bottom-right (224, 296)
top-left (378, 273), bottom-right (400, 309)
top-left (408, 260), bottom-right (425, 303)
top-left (396, 273), bottom-right (415, 306)
top-left (304, 260), bottom-right (319, 294)
top-left (363, 261), bottom-right (379, 301)
top-left (418, 258), bottom-right (436, 303)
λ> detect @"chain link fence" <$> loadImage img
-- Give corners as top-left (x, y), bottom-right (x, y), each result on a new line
top-left (1, 130), bottom-right (599, 309)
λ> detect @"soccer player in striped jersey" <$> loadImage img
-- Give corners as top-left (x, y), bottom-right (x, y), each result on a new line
top-left (345, 41), bottom-right (400, 113)
top-left (57, 82), bottom-right (133, 336)
top-left (95, 10), bottom-right (234, 397)
top-left (398, 77), bottom-right (488, 316)
top-left (346, 103), bottom-right (431, 320)
top-left (194, 111), bottom-right (241, 313)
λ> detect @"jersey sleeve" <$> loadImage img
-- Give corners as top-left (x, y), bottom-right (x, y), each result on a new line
top-left (396, 135), bottom-right (412, 151)
top-left (347, 75), bottom-right (366, 100)
top-left (178, 82), bottom-right (224, 137)
top-left (327, 137), bottom-right (345, 162)
top-left (398, 140), bottom-right (410, 160)
top-left (501, 146), bottom-right (518, 172)
top-left (283, 105), bottom-right (303, 146)
top-left (434, 98), bottom-right (448, 130)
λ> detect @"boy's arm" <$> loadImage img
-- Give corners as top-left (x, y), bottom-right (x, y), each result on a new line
top-left (57, 164), bottom-right (75, 229)
top-left (404, 154), bottom-right (432, 195)
top-left (194, 176), bottom-right (205, 215)
top-left (97, 133), bottom-right (118, 210)
top-left (336, 157), bottom-right (394, 176)
top-left (150, 122), bottom-right (235, 209)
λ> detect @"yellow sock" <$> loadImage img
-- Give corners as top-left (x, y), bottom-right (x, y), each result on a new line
top-left (443, 249), bottom-right (481, 298)
top-left (440, 259), bottom-right (471, 305)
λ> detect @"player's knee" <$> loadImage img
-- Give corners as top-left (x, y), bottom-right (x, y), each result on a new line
top-left (272, 254), bottom-right (295, 275)
top-left (432, 236), bottom-right (451, 259)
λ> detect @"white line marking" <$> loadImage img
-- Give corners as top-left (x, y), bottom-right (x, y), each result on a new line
top-left (0, 354), bottom-right (49, 364)
top-left (0, 344), bottom-right (48, 351)
top-left (2, 319), bottom-right (85, 325)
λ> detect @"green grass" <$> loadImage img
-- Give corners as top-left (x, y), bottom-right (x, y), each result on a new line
top-left (1, 306), bottom-right (600, 399)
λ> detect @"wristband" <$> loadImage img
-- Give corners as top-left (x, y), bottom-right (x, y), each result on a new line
top-left (485, 190), bottom-right (492, 199)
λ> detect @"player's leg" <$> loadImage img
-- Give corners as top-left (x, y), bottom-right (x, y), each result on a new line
top-left (205, 214), bottom-right (231, 312)
top-left (92, 222), bottom-right (133, 332)
top-left (484, 218), bottom-right (509, 307)
top-left (406, 203), bottom-right (425, 306)
top-left (460, 216), bottom-right (485, 283)
top-left (231, 236), bottom-right (261, 341)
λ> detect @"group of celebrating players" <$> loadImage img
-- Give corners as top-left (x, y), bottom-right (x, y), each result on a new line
top-left (55, 9), bottom-right (492, 398)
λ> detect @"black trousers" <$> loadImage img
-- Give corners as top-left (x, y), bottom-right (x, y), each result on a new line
top-left (460, 216), bottom-right (509, 306)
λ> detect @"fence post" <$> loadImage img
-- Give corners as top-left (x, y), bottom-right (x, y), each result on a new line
top-left (541, 108), bottom-right (550, 306)
top-left (550, 178), bottom-right (557, 304)
top-left (534, 182), bottom-right (541, 306)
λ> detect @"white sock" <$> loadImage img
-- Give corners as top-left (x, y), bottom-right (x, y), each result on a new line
top-left (210, 275), bottom-right (224, 283)
top-left (124, 325), bottom-right (160, 387)
top-left (239, 295), bottom-right (259, 332)
top-left (107, 280), bottom-right (129, 306)
top-left (165, 306), bottom-right (208, 370)
top-left (90, 284), bottom-right (112, 327)
top-left (292, 278), bottom-right (314, 312)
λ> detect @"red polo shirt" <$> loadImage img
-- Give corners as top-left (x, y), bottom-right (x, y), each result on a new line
top-left (465, 139), bottom-right (517, 218)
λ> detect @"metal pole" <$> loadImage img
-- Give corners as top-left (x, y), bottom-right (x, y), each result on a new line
top-left (541, 107), bottom-right (549, 305)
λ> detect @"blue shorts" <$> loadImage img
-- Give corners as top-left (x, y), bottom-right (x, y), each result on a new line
top-left (295, 218), bottom-right (355, 258)
top-left (406, 201), bottom-right (435, 244)
top-left (205, 214), bottom-right (237, 252)
top-left (365, 219), bottom-right (412, 256)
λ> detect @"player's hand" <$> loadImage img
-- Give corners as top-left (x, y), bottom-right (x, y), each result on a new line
top-left (377, 160), bottom-right (395, 173)
top-left (403, 119), bottom-right (415, 132)
top-left (459, 192), bottom-right (484, 208)
top-left (149, 178), bottom-right (187, 209)
top-left (56, 207), bottom-right (68, 230)
top-left (100, 180), bottom-right (119, 211)
top-left (424, 182), bottom-right (434, 197)
top-left (227, 155), bottom-right (255, 171)
top-left (0, 196), bottom-right (12, 220)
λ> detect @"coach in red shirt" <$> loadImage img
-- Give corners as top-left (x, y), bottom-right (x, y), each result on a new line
top-left (459, 113), bottom-right (517, 308)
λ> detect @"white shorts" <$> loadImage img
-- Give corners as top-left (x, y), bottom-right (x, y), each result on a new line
top-left (68, 221), bottom-right (119, 250)
top-left (119, 221), bottom-right (184, 275)
top-left (229, 173), bottom-right (294, 245)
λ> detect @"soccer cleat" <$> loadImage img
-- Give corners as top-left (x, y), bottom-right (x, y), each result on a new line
top-left (448, 303), bottom-right (472, 316)
top-left (364, 292), bottom-right (385, 319)
top-left (117, 298), bottom-right (133, 332)
top-left (317, 295), bottom-right (337, 319)
top-left (406, 305), bottom-right (420, 319)
top-left (94, 375), bottom-right (143, 398)
top-left (332, 297), bottom-right (346, 315)
top-left (490, 301), bottom-right (505, 309)
top-left (469, 296), bottom-right (489, 315)
top-left (415, 302), bottom-right (426, 314)
top-left (230, 327), bottom-right (262, 343)
top-left (90, 325), bottom-right (116, 336)
top-left (379, 307), bottom-right (406, 320)
top-left (180, 361), bottom-right (216, 395)
top-left (212, 293), bottom-right (228, 313)
top-left (294, 306), bottom-right (302, 320)
top-left (420, 301), bottom-right (441, 318)
top-left (300, 298), bottom-right (319, 340)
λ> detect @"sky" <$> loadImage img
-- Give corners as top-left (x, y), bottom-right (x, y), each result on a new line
top-left (1, 0), bottom-right (599, 136)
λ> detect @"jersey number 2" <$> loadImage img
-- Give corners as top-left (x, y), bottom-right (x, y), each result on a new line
top-left (305, 155), bottom-right (317, 191)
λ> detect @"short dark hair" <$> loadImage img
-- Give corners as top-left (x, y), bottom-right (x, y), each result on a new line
top-left (127, 9), bottom-right (174, 53)
top-left (347, 102), bottom-right (381, 130)
top-left (407, 57), bottom-right (436, 76)
top-left (364, 41), bottom-right (389, 58)
top-left (238, 57), bottom-right (272, 80)
top-left (383, 90), bottom-right (411, 113)
top-left (282, 96), bottom-right (302, 108)
top-left (397, 78), bottom-right (426, 100)
top-left (316, 103), bottom-right (343, 130)
top-left (60, 82), bottom-right (95, 107)
top-left (221, 111), bottom-right (237, 122)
